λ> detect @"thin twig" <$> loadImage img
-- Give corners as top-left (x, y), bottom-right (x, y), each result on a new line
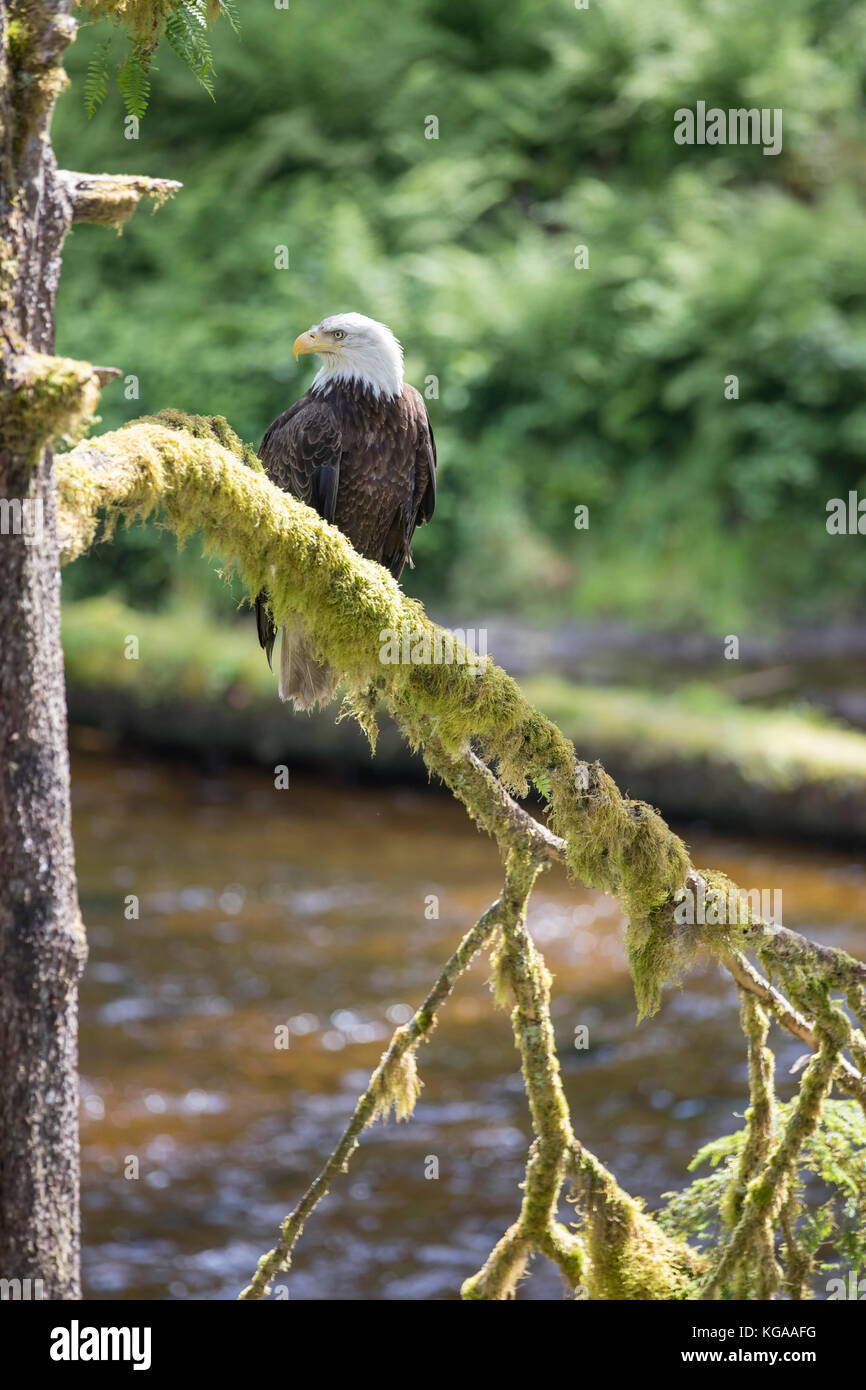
top-left (239, 898), bottom-right (503, 1299)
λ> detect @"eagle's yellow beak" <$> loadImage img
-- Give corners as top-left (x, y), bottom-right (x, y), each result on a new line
top-left (293, 330), bottom-right (323, 360)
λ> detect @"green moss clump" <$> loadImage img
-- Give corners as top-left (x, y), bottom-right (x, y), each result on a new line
top-left (576, 1157), bottom-right (704, 1300)
top-left (747, 1179), bottom-right (775, 1211)
top-left (137, 410), bottom-right (261, 471)
top-left (0, 354), bottom-right (101, 464)
top-left (7, 19), bottom-right (30, 65)
top-left (627, 869), bottom-right (762, 1021)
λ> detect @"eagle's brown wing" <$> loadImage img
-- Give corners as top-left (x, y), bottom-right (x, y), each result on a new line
top-left (259, 394), bottom-right (342, 518)
top-left (381, 387), bottom-right (437, 579)
top-left (255, 395), bottom-right (342, 667)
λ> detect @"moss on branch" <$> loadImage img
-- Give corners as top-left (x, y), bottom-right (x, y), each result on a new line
top-left (699, 995), bottom-right (849, 1299)
top-left (58, 171), bottom-right (182, 227)
top-left (57, 410), bottom-right (866, 1301)
top-left (0, 353), bottom-right (102, 463)
top-left (570, 1143), bottom-right (706, 1300)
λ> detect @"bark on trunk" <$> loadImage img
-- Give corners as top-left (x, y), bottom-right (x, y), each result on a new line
top-left (0, 0), bottom-right (85, 1299)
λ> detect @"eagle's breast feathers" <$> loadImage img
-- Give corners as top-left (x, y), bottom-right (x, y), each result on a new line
top-left (258, 379), bottom-right (436, 577)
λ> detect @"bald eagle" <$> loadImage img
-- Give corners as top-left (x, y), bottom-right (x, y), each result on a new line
top-left (255, 313), bottom-right (437, 709)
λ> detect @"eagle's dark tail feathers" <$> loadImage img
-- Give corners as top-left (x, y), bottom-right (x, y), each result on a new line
top-left (255, 591), bottom-right (277, 671)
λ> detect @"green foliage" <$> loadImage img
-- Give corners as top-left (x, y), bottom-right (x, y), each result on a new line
top-left (83, 38), bottom-right (111, 118)
top-left (116, 46), bottom-right (150, 119)
top-left (659, 1100), bottom-right (866, 1290)
top-left (56, 0), bottom-right (866, 627)
top-left (163, 4), bottom-right (215, 101)
top-left (214, 0), bottom-right (238, 37)
top-left (531, 770), bottom-right (553, 802)
top-left (76, 1), bottom-right (233, 116)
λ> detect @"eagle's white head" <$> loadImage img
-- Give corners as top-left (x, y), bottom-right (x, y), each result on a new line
top-left (293, 312), bottom-right (404, 401)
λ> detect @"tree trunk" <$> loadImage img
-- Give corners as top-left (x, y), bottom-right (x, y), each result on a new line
top-left (0, 0), bottom-right (85, 1299)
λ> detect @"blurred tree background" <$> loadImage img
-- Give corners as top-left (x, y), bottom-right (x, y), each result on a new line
top-left (55, 0), bottom-right (866, 631)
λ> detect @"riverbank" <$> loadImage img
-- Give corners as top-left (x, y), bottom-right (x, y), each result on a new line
top-left (63, 596), bottom-right (866, 843)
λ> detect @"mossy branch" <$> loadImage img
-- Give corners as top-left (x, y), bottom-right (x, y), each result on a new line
top-left (699, 996), bottom-right (849, 1299)
top-left (57, 411), bottom-right (866, 1299)
top-left (58, 170), bottom-right (182, 227)
top-left (463, 850), bottom-right (578, 1299)
top-left (725, 950), bottom-right (866, 1111)
top-left (424, 739), bottom-right (866, 1105)
top-left (58, 417), bottom-right (691, 950)
top-left (726, 994), bottom-right (779, 1298)
top-left (465, 849), bottom-right (704, 1299)
top-left (569, 1142), bottom-right (706, 1299)
top-left (57, 414), bottom-right (863, 1004)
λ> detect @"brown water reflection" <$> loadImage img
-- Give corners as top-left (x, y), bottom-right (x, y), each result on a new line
top-left (72, 743), bottom-right (866, 1300)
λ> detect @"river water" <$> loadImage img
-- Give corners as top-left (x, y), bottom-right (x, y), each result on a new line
top-left (72, 741), bottom-right (866, 1300)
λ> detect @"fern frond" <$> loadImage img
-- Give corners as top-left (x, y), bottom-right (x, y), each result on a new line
top-left (81, 0), bottom-right (235, 116)
top-left (84, 37), bottom-right (112, 119)
top-left (165, 6), bottom-right (216, 99)
top-left (117, 47), bottom-right (151, 121)
top-left (217, 0), bottom-right (241, 35)
top-left (184, 1), bottom-right (211, 30)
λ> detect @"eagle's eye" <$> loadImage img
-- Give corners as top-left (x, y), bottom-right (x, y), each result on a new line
top-left (331, 329), bottom-right (346, 340)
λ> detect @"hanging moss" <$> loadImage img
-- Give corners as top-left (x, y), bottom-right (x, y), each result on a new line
top-left (368, 1043), bottom-right (421, 1125)
top-left (573, 1148), bottom-right (705, 1300)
